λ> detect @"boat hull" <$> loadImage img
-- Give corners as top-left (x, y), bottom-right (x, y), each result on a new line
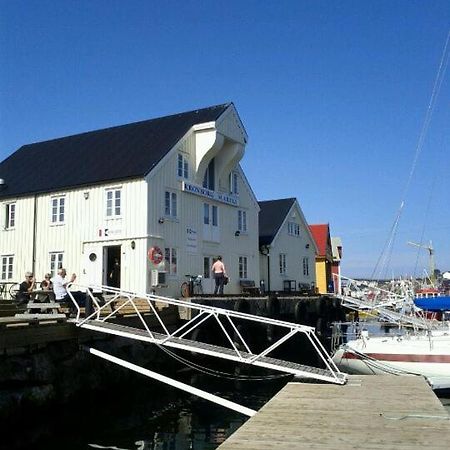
top-left (414, 295), bottom-right (450, 312)
top-left (332, 332), bottom-right (450, 390)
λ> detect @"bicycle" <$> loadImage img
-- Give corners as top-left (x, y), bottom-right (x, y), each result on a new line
top-left (181, 274), bottom-right (203, 297)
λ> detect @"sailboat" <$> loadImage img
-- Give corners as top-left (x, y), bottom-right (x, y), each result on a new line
top-left (332, 31), bottom-right (450, 391)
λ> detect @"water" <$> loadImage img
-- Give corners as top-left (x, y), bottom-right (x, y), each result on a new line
top-left (2, 367), bottom-right (287, 450)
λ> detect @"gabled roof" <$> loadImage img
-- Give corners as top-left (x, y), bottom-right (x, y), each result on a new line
top-left (309, 224), bottom-right (331, 257)
top-left (0, 103), bottom-right (231, 199)
top-left (258, 198), bottom-right (296, 246)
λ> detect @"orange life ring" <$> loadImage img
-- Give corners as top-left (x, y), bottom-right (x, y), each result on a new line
top-left (148, 246), bottom-right (163, 265)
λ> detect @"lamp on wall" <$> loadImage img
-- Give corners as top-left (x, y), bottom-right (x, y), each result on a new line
top-left (305, 244), bottom-right (310, 249)
top-left (131, 241), bottom-right (136, 250)
top-left (234, 230), bottom-right (240, 237)
top-left (84, 192), bottom-right (89, 200)
top-left (158, 218), bottom-right (165, 224)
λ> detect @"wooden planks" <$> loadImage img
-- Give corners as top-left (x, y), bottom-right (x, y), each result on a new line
top-left (217, 375), bottom-right (450, 450)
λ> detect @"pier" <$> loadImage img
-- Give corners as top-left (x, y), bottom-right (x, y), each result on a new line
top-left (217, 375), bottom-right (450, 450)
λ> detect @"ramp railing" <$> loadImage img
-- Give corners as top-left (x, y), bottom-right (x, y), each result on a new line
top-left (67, 283), bottom-right (347, 385)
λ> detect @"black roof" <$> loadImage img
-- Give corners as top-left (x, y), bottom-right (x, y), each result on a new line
top-left (0, 103), bottom-right (231, 199)
top-left (258, 198), bottom-right (296, 246)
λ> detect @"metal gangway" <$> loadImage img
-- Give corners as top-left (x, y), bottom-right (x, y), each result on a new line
top-left (67, 283), bottom-right (347, 416)
top-left (334, 274), bottom-right (433, 330)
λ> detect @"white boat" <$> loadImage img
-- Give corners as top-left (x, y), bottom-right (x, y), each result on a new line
top-left (332, 327), bottom-right (450, 390)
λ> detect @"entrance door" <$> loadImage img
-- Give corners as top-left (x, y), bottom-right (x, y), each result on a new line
top-left (203, 256), bottom-right (214, 294)
top-left (84, 245), bottom-right (104, 287)
top-left (105, 245), bottom-right (121, 289)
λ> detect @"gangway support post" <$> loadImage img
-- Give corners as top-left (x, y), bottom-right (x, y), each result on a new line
top-left (83, 346), bottom-right (257, 417)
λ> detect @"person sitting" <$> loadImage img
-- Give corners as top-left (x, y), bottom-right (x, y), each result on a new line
top-left (51, 268), bottom-right (85, 316)
top-left (38, 273), bottom-right (54, 303)
top-left (17, 271), bottom-right (35, 306)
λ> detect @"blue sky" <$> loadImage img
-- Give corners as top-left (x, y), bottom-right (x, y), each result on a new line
top-left (1, 0), bottom-right (449, 278)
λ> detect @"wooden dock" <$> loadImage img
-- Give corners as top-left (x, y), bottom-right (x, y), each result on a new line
top-left (217, 375), bottom-right (450, 449)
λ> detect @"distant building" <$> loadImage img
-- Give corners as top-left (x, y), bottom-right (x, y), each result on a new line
top-left (309, 224), bottom-right (333, 294)
top-left (331, 237), bottom-right (343, 294)
top-left (258, 198), bottom-right (317, 293)
top-left (0, 103), bottom-right (260, 297)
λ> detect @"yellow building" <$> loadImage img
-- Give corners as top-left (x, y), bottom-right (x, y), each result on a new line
top-left (309, 224), bottom-right (333, 294)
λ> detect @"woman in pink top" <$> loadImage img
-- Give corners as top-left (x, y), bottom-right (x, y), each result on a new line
top-left (211, 256), bottom-right (227, 295)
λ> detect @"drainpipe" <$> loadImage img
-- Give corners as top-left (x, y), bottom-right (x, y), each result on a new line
top-left (267, 254), bottom-right (271, 292)
top-left (32, 195), bottom-right (37, 275)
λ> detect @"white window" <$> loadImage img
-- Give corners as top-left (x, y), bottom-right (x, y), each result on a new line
top-left (164, 247), bottom-right (177, 275)
top-left (1, 255), bottom-right (13, 280)
top-left (303, 257), bottom-right (309, 276)
top-left (177, 154), bottom-right (189, 179)
top-left (230, 172), bottom-right (238, 194)
top-left (238, 210), bottom-right (247, 233)
top-left (106, 189), bottom-right (121, 217)
top-left (203, 159), bottom-right (215, 190)
top-left (165, 191), bottom-right (177, 218)
top-left (51, 197), bottom-right (65, 224)
top-left (5, 203), bottom-right (15, 229)
top-left (288, 222), bottom-right (300, 236)
top-left (49, 252), bottom-right (64, 277)
top-left (203, 203), bottom-right (218, 226)
top-left (279, 254), bottom-right (287, 275)
top-left (239, 256), bottom-right (248, 279)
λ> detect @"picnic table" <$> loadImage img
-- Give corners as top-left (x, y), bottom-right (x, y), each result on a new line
top-left (14, 289), bottom-right (66, 319)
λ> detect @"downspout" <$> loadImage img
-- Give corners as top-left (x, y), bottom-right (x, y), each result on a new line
top-left (267, 254), bottom-right (271, 292)
top-left (32, 194), bottom-right (37, 275)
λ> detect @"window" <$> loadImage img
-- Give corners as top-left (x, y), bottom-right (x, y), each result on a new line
top-left (5, 203), bottom-right (15, 229)
top-left (177, 154), bottom-right (189, 179)
top-left (51, 197), bottom-right (65, 224)
top-left (50, 252), bottom-right (64, 277)
top-left (303, 257), bottom-right (309, 276)
top-left (202, 158), bottom-right (215, 190)
top-left (1, 255), bottom-right (13, 280)
top-left (230, 172), bottom-right (238, 194)
top-left (239, 256), bottom-right (248, 279)
top-left (238, 210), bottom-right (247, 233)
top-left (288, 222), bottom-right (300, 236)
top-left (279, 254), bottom-right (287, 275)
top-left (165, 191), bottom-right (177, 218)
top-left (164, 247), bottom-right (177, 275)
top-left (204, 203), bottom-right (218, 226)
top-left (106, 189), bottom-right (121, 217)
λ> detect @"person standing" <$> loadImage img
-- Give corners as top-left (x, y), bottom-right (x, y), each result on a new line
top-left (51, 268), bottom-right (84, 314)
top-left (211, 256), bottom-right (227, 295)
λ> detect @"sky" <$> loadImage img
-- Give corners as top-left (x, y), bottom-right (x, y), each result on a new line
top-left (1, 0), bottom-right (449, 279)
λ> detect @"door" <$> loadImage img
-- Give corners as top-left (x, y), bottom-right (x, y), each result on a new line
top-left (106, 245), bottom-right (121, 289)
top-left (83, 245), bottom-right (104, 288)
top-left (203, 256), bottom-right (215, 294)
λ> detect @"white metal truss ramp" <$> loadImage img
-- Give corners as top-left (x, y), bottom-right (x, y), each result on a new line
top-left (67, 284), bottom-right (347, 415)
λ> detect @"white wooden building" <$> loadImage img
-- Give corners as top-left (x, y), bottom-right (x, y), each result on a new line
top-left (0, 103), bottom-right (260, 297)
top-left (258, 198), bottom-right (317, 293)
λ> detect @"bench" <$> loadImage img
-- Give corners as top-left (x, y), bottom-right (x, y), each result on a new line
top-left (240, 280), bottom-right (260, 296)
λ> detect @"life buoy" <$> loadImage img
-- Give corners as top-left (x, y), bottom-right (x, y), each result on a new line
top-left (148, 246), bottom-right (163, 265)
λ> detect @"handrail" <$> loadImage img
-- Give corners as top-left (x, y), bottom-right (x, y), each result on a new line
top-left (66, 283), bottom-right (347, 385)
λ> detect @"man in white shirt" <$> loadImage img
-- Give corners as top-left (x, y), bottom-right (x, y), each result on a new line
top-left (52, 268), bottom-right (84, 315)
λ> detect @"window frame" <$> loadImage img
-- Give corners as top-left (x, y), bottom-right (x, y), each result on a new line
top-left (238, 210), bottom-right (247, 233)
top-left (50, 196), bottom-right (66, 225)
top-left (106, 188), bottom-right (122, 218)
top-left (164, 247), bottom-right (177, 276)
top-left (49, 252), bottom-right (64, 277)
top-left (1, 255), bottom-right (14, 280)
top-left (165, 191), bottom-right (178, 219)
top-left (279, 253), bottom-right (287, 275)
top-left (5, 203), bottom-right (16, 229)
top-left (230, 171), bottom-right (238, 194)
top-left (238, 256), bottom-right (248, 279)
top-left (288, 222), bottom-right (300, 236)
top-left (303, 257), bottom-right (309, 276)
top-left (177, 153), bottom-right (189, 179)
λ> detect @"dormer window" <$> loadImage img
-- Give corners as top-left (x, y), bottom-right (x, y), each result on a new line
top-left (177, 154), bottom-right (188, 179)
top-left (202, 158), bottom-right (215, 191)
